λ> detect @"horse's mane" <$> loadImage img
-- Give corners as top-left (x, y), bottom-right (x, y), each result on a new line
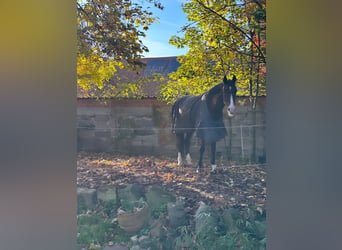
top-left (206, 83), bottom-right (223, 96)
top-left (205, 83), bottom-right (225, 120)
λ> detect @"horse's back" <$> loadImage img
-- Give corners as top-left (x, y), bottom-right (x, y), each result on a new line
top-left (173, 94), bottom-right (227, 143)
top-left (172, 95), bottom-right (201, 133)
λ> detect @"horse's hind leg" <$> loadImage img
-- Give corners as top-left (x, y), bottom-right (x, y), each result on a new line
top-left (197, 140), bottom-right (205, 172)
top-left (210, 142), bottom-right (217, 172)
top-left (184, 132), bottom-right (193, 165)
top-left (176, 133), bottom-right (185, 166)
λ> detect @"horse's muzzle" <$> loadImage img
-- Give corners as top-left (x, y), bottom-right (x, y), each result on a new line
top-left (227, 100), bottom-right (236, 117)
top-left (227, 107), bottom-right (235, 117)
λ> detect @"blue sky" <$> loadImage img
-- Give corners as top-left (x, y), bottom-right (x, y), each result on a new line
top-left (141, 0), bottom-right (189, 58)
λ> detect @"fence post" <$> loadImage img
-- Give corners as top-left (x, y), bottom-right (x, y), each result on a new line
top-left (240, 125), bottom-right (245, 160)
top-left (226, 117), bottom-right (233, 160)
top-left (252, 111), bottom-right (257, 162)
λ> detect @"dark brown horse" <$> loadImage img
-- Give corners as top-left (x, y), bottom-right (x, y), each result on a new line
top-left (171, 75), bottom-right (237, 172)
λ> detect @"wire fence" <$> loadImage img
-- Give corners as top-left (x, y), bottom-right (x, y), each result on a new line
top-left (77, 124), bottom-right (265, 131)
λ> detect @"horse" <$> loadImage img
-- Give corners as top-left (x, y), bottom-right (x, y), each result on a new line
top-left (171, 75), bottom-right (237, 172)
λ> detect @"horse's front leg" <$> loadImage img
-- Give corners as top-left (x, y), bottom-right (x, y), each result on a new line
top-left (197, 140), bottom-right (205, 172)
top-left (176, 133), bottom-right (185, 166)
top-left (210, 142), bottom-right (217, 172)
top-left (184, 132), bottom-right (193, 165)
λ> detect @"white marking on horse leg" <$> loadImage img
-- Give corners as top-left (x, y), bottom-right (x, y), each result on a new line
top-left (211, 164), bottom-right (217, 172)
top-left (177, 152), bottom-right (183, 166)
top-left (185, 153), bottom-right (192, 165)
top-left (178, 108), bottom-right (182, 114)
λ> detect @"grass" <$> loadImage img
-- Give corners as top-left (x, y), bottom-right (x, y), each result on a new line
top-left (77, 203), bottom-right (130, 250)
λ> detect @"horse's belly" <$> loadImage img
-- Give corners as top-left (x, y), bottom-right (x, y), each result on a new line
top-left (196, 120), bottom-right (227, 143)
top-left (174, 114), bottom-right (196, 133)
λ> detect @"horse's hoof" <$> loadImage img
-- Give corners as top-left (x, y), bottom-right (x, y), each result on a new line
top-left (196, 165), bottom-right (202, 173)
top-left (185, 154), bottom-right (192, 165)
top-left (184, 162), bottom-right (193, 168)
top-left (211, 164), bottom-right (217, 172)
top-left (210, 169), bottom-right (217, 174)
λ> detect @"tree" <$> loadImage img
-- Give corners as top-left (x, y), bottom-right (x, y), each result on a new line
top-left (160, 0), bottom-right (266, 103)
top-left (77, 0), bottom-right (163, 98)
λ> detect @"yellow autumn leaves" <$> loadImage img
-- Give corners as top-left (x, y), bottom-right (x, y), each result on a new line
top-left (77, 52), bottom-right (124, 92)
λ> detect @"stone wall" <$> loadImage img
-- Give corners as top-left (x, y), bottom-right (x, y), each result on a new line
top-left (77, 97), bottom-right (266, 162)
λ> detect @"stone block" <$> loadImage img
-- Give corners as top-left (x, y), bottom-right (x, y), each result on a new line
top-left (129, 245), bottom-right (140, 250)
top-left (95, 114), bottom-right (110, 122)
top-left (78, 128), bottom-right (95, 139)
top-left (78, 119), bottom-right (95, 129)
top-left (146, 186), bottom-right (176, 215)
top-left (130, 235), bottom-right (139, 245)
top-left (97, 186), bottom-right (117, 204)
top-left (95, 121), bottom-right (109, 129)
top-left (134, 117), bottom-right (154, 127)
top-left (194, 201), bottom-right (219, 236)
top-left (79, 114), bottom-right (94, 120)
top-left (95, 130), bottom-right (111, 138)
top-left (130, 135), bottom-right (158, 147)
top-left (134, 128), bottom-right (155, 136)
top-left (77, 188), bottom-right (97, 211)
top-left (117, 184), bottom-right (145, 207)
top-left (167, 200), bottom-right (187, 228)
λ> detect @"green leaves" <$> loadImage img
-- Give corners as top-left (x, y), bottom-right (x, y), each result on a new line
top-left (77, 0), bottom-right (161, 61)
top-left (161, 0), bottom-right (266, 103)
top-left (77, 0), bottom-right (163, 97)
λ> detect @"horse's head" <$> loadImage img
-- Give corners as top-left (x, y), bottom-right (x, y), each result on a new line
top-left (223, 75), bottom-right (237, 117)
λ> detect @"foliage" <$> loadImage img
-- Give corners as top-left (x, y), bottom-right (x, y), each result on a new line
top-left (77, 52), bottom-right (122, 94)
top-left (174, 207), bottom-right (266, 250)
top-left (174, 225), bottom-right (197, 250)
top-left (77, 213), bottom-right (120, 250)
top-left (102, 200), bottom-right (118, 217)
top-left (217, 207), bottom-right (266, 250)
top-left (120, 197), bottom-right (146, 213)
top-left (77, 204), bottom-right (266, 250)
top-left (151, 203), bottom-right (168, 219)
top-left (77, 203), bottom-right (130, 250)
top-left (77, 0), bottom-right (163, 98)
top-left (160, 0), bottom-right (266, 103)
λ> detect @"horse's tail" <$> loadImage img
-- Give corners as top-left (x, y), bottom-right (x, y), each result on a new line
top-left (171, 99), bottom-right (180, 133)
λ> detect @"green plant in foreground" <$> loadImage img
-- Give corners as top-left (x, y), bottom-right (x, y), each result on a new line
top-left (77, 198), bottom-right (266, 250)
top-left (174, 225), bottom-right (197, 250)
top-left (192, 207), bottom-right (266, 250)
top-left (120, 197), bottom-right (146, 213)
top-left (77, 208), bottom-right (130, 250)
top-left (77, 214), bottom-right (108, 249)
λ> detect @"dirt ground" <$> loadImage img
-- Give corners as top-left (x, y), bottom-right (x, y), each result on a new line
top-left (77, 152), bottom-right (266, 214)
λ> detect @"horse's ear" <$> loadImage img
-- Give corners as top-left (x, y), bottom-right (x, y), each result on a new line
top-left (223, 75), bottom-right (228, 84)
top-left (232, 75), bottom-right (236, 82)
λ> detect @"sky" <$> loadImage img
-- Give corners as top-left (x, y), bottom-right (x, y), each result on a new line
top-left (141, 0), bottom-right (189, 58)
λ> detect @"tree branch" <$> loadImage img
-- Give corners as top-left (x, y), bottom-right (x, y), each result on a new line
top-left (195, 0), bottom-right (266, 63)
